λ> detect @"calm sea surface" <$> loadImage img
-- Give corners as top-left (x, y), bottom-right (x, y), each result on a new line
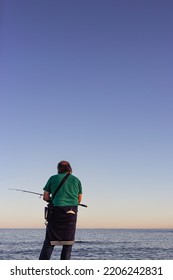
top-left (0, 228), bottom-right (173, 260)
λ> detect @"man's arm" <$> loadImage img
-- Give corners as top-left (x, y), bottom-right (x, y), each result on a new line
top-left (43, 191), bottom-right (51, 202)
top-left (78, 194), bottom-right (82, 204)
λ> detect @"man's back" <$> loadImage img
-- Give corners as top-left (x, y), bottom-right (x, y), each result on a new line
top-left (44, 173), bottom-right (82, 206)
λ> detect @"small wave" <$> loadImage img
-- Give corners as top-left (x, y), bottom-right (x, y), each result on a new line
top-left (75, 241), bottom-right (96, 244)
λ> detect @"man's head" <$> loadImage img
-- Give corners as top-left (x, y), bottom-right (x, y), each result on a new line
top-left (57, 160), bottom-right (72, 174)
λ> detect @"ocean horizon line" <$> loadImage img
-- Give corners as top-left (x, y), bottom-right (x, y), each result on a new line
top-left (1, 227), bottom-right (173, 230)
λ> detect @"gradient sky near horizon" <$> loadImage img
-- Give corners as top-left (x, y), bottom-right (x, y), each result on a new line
top-left (1, 0), bottom-right (173, 229)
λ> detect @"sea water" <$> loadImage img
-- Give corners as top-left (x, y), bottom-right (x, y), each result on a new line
top-left (0, 228), bottom-right (173, 260)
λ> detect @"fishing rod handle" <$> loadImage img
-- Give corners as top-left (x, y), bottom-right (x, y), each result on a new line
top-left (79, 203), bottom-right (87, 207)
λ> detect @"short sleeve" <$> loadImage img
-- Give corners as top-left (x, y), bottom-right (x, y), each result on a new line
top-left (43, 177), bottom-right (52, 193)
top-left (78, 180), bottom-right (82, 194)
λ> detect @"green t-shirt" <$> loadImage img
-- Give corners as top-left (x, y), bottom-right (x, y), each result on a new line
top-left (43, 173), bottom-right (82, 206)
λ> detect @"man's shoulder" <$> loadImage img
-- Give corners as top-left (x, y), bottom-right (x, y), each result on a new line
top-left (48, 174), bottom-right (59, 181)
top-left (69, 174), bottom-right (80, 182)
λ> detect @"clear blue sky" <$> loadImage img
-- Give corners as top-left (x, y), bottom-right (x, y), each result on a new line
top-left (1, 0), bottom-right (173, 228)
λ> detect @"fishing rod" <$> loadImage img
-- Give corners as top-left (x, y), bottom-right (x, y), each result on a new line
top-left (9, 188), bottom-right (88, 208)
top-left (9, 188), bottom-right (43, 197)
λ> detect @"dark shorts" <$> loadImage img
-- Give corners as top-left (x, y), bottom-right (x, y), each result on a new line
top-left (46, 206), bottom-right (78, 245)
